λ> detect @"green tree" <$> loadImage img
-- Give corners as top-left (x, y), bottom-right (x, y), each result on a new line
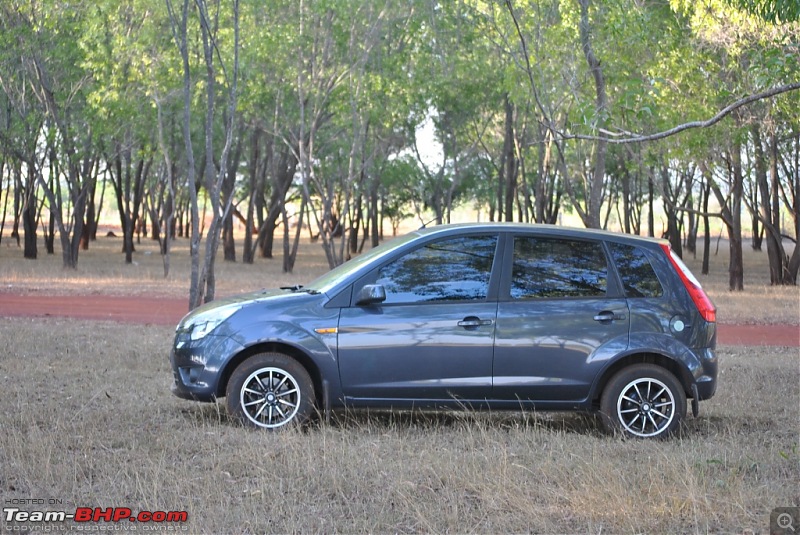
top-left (166, 0), bottom-right (241, 309)
top-left (0, 0), bottom-right (99, 269)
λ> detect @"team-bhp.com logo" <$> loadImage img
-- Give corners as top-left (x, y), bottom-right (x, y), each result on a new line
top-left (3, 505), bottom-right (188, 531)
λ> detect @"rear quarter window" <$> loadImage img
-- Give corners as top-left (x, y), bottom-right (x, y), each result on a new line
top-left (609, 243), bottom-right (664, 298)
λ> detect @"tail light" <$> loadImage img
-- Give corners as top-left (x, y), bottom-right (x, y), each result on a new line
top-left (659, 243), bottom-right (716, 323)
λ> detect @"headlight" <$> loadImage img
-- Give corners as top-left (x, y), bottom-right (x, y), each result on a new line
top-left (180, 304), bottom-right (242, 341)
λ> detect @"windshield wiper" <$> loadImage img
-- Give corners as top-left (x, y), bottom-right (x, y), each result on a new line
top-left (280, 285), bottom-right (304, 292)
top-left (279, 285), bottom-right (320, 295)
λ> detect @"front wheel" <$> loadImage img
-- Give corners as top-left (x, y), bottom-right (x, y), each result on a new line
top-left (226, 353), bottom-right (314, 429)
top-left (600, 364), bottom-right (686, 439)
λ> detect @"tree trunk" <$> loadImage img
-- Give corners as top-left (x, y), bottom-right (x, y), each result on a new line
top-left (685, 186), bottom-right (697, 256)
top-left (503, 95), bottom-right (516, 222)
top-left (0, 159), bottom-right (8, 246)
top-left (349, 193), bottom-right (362, 255)
top-left (701, 175), bottom-right (711, 276)
top-left (661, 165), bottom-right (682, 257)
top-left (222, 214), bottom-right (235, 262)
top-left (786, 132), bottom-right (800, 283)
top-left (22, 166), bottom-right (37, 259)
top-left (647, 170), bottom-right (655, 237)
top-left (728, 143), bottom-right (745, 291)
top-left (578, 0), bottom-right (607, 229)
top-left (747, 157), bottom-right (762, 253)
top-left (283, 194), bottom-right (307, 273)
top-left (621, 168), bottom-right (632, 234)
top-left (753, 126), bottom-right (790, 284)
top-left (370, 179), bottom-right (380, 248)
top-left (12, 163), bottom-right (22, 247)
top-left (704, 155), bottom-right (742, 291)
top-left (92, 171), bottom-right (105, 241)
top-left (45, 210), bottom-right (55, 254)
top-left (222, 137), bottom-right (242, 263)
top-left (242, 127), bottom-right (261, 264)
top-left (82, 161), bottom-right (97, 250)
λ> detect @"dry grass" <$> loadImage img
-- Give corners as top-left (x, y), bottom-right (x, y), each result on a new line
top-left (0, 227), bottom-right (798, 532)
top-left (0, 318), bottom-right (797, 533)
top-left (1, 229), bottom-right (798, 324)
top-left (0, 234), bottom-right (331, 298)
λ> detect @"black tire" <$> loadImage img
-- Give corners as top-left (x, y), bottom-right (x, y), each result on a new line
top-left (226, 352), bottom-right (315, 430)
top-left (600, 364), bottom-right (686, 439)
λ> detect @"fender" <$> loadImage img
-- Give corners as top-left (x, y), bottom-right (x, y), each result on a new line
top-left (587, 331), bottom-right (706, 402)
top-left (225, 315), bottom-right (343, 400)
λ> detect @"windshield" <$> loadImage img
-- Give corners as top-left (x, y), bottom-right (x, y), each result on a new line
top-left (304, 232), bottom-right (420, 294)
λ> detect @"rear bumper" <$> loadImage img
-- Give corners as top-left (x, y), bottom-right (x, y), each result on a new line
top-left (694, 375), bottom-right (717, 400)
top-left (692, 346), bottom-right (718, 400)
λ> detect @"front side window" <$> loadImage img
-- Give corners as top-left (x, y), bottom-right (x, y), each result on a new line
top-left (609, 243), bottom-right (664, 298)
top-left (375, 235), bottom-right (498, 304)
top-left (511, 237), bottom-right (607, 299)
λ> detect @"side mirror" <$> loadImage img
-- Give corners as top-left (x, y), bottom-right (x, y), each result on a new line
top-left (355, 284), bottom-right (386, 306)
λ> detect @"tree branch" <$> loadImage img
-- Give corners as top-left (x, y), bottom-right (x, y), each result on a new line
top-left (562, 81), bottom-right (800, 144)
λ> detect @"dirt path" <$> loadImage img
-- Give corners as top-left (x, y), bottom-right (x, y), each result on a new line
top-left (0, 292), bottom-right (797, 347)
top-left (0, 293), bottom-right (188, 326)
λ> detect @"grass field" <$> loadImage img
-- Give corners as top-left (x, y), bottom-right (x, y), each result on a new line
top-left (1, 227), bottom-right (798, 533)
top-left (0, 318), bottom-right (797, 533)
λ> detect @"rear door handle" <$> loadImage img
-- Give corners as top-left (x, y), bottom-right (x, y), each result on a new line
top-left (458, 316), bottom-right (494, 328)
top-left (593, 311), bottom-right (626, 322)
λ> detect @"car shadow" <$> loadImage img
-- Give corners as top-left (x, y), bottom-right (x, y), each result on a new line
top-left (176, 401), bottom-right (607, 436)
top-left (318, 408), bottom-right (607, 436)
top-left (177, 403), bottom-right (735, 440)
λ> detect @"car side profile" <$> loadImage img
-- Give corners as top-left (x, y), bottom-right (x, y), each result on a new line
top-left (170, 223), bottom-right (717, 438)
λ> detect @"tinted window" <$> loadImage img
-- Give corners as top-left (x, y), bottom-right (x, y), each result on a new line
top-left (511, 237), bottom-right (607, 299)
top-left (609, 243), bottom-right (664, 298)
top-left (375, 235), bottom-right (497, 304)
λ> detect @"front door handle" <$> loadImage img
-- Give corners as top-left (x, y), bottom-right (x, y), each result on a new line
top-left (458, 316), bottom-right (494, 328)
top-left (593, 311), bottom-right (626, 323)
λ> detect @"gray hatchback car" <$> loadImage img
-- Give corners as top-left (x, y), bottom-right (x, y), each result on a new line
top-left (170, 223), bottom-right (717, 438)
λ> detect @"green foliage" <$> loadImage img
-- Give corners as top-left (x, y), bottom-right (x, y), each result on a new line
top-left (729, 0), bottom-right (800, 23)
top-left (1, 0), bottom-right (799, 256)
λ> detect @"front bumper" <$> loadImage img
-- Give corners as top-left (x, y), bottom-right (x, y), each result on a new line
top-left (169, 334), bottom-right (245, 402)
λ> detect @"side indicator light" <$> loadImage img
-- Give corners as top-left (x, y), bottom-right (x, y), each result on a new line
top-left (314, 327), bottom-right (338, 334)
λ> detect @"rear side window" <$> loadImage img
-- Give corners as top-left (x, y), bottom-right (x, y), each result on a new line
top-left (511, 237), bottom-right (607, 299)
top-left (609, 243), bottom-right (664, 298)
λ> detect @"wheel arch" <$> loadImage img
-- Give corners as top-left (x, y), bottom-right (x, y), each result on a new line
top-left (590, 352), bottom-right (694, 408)
top-left (217, 342), bottom-right (324, 408)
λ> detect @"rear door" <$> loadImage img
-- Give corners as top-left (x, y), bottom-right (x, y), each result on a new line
top-left (493, 234), bottom-right (630, 402)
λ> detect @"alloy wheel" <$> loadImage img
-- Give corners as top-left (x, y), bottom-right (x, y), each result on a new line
top-left (239, 367), bottom-right (302, 429)
top-left (616, 377), bottom-right (676, 438)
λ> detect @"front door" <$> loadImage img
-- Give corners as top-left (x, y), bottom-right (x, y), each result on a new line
top-left (338, 234), bottom-right (500, 402)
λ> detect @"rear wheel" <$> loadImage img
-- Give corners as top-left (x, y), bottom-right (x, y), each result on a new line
top-left (226, 353), bottom-right (314, 429)
top-left (600, 364), bottom-right (686, 439)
